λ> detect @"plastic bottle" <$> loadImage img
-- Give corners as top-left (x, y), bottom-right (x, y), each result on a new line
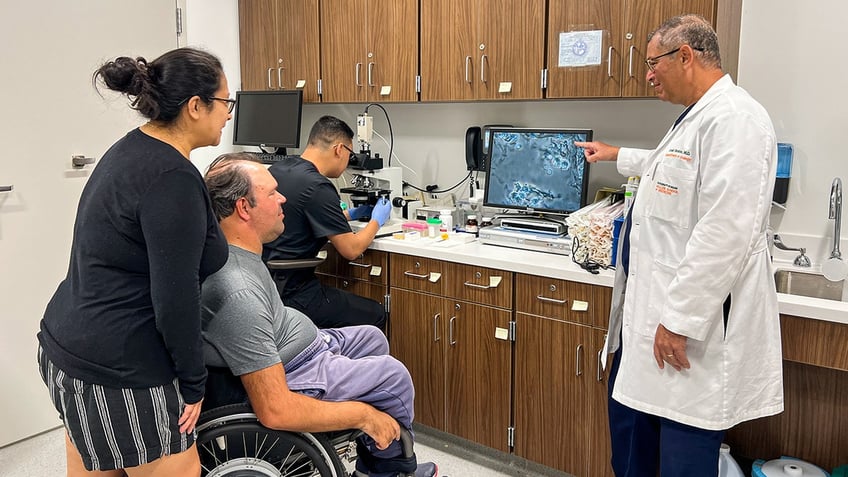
top-left (439, 209), bottom-right (454, 232)
top-left (480, 216), bottom-right (493, 228)
top-left (426, 217), bottom-right (441, 238)
top-left (718, 444), bottom-right (744, 477)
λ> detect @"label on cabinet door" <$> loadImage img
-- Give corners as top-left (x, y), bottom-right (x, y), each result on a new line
top-left (498, 82), bottom-right (512, 93)
top-left (558, 30), bottom-right (603, 67)
top-left (571, 300), bottom-right (589, 312)
top-left (489, 276), bottom-right (502, 288)
top-left (296, 79), bottom-right (306, 89)
top-left (429, 272), bottom-right (441, 283)
top-left (494, 327), bottom-right (509, 340)
top-left (317, 250), bottom-right (328, 259)
top-left (380, 85), bottom-right (391, 96)
top-left (370, 265), bottom-right (382, 276)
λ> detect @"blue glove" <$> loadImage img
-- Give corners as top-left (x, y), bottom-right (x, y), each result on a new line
top-left (371, 198), bottom-right (392, 227)
top-left (348, 204), bottom-right (373, 220)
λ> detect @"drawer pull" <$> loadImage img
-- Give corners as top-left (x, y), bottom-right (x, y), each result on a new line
top-left (536, 295), bottom-right (567, 304)
top-left (597, 349), bottom-right (604, 382)
top-left (348, 261), bottom-right (371, 268)
top-left (463, 281), bottom-right (491, 289)
top-left (576, 344), bottom-right (584, 376)
top-left (403, 271), bottom-right (429, 279)
top-left (449, 316), bottom-right (457, 345)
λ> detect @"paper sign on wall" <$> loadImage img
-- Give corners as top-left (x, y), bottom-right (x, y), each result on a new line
top-left (558, 30), bottom-right (603, 67)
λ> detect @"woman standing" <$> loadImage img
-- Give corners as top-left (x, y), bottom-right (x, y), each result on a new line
top-left (37, 47), bottom-right (232, 476)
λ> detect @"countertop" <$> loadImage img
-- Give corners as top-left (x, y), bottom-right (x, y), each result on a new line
top-left (370, 235), bottom-right (848, 326)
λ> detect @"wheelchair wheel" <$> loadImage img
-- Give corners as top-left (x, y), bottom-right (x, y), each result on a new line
top-left (196, 404), bottom-right (348, 477)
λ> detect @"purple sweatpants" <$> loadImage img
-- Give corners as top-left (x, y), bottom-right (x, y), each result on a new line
top-left (284, 325), bottom-right (415, 461)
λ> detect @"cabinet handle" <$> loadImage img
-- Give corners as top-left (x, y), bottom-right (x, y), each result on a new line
top-left (576, 344), bottom-right (584, 376)
top-left (480, 55), bottom-right (487, 83)
top-left (0, 185), bottom-right (12, 192)
top-left (434, 313), bottom-right (441, 342)
top-left (355, 63), bottom-right (363, 86)
top-left (368, 62), bottom-right (375, 87)
top-left (536, 295), bottom-right (567, 304)
top-left (449, 316), bottom-right (457, 345)
top-left (277, 66), bottom-right (284, 89)
top-left (597, 349), bottom-right (604, 382)
top-left (403, 271), bottom-right (428, 279)
top-left (267, 67), bottom-right (274, 89)
top-left (465, 56), bottom-right (472, 84)
top-left (628, 45), bottom-right (635, 78)
top-left (347, 261), bottom-right (371, 268)
top-left (463, 281), bottom-right (491, 289)
top-left (607, 47), bottom-right (614, 78)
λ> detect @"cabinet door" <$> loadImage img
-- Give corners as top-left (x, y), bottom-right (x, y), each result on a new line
top-left (477, 0), bottom-right (545, 100)
top-left (320, 0), bottom-right (367, 102)
top-left (339, 279), bottom-right (387, 309)
top-left (388, 288), bottom-right (446, 430)
top-left (620, 0), bottom-right (661, 97)
top-left (514, 313), bottom-right (594, 475)
top-left (365, 0), bottom-right (418, 102)
top-left (276, 0), bottom-right (321, 103)
top-left (420, 0), bottom-right (477, 101)
top-left (239, 0), bottom-right (279, 90)
top-left (445, 301), bottom-right (512, 452)
top-left (587, 328), bottom-right (614, 477)
top-left (546, 0), bottom-right (623, 98)
top-left (337, 250), bottom-right (388, 285)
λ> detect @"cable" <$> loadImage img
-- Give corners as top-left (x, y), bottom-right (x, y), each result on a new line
top-left (373, 130), bottom-right (418, 181)
top-left (364, 103), bottom-right (393, 167)
top-left (405, 171), bottom-right (473, 194)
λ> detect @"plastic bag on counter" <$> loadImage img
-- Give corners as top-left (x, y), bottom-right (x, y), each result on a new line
top-left (566, 196), bottom-right (614, 264)
top-left (586, 201), bottom-right (624, 267)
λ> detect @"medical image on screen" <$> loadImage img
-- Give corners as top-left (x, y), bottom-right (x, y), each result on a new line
top-left (485, 130), bottom-right (589, 214)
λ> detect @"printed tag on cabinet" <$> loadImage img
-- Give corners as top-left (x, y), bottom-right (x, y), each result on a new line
top-left (370, 265), bottom-right (382, 276)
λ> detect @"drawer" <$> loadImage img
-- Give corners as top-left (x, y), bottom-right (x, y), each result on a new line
top-left (516, 273), bottom-right (611, 328)
top-left (445, 262), bottom-right (513, 309)
top-left (337, 250), bottom-right (389, 285)
top-left (390, 254), bottom-right (446, 295)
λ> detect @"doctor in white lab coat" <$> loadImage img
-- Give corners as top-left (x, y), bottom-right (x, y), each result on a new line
top-left (577, 14), bottom-right (783, 477)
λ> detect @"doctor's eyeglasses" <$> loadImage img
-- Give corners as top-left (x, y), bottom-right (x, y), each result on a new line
top-left (644, 46), bottom-right (704, 72)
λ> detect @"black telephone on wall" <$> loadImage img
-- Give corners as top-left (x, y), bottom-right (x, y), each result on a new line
top-left (465, 124), bottom-right (513, 171)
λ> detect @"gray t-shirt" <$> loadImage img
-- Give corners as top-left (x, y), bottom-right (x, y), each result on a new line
top-left (201, 245), bottom-right (317, 376)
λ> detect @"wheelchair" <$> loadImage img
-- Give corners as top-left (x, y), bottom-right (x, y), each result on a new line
top-left (196, 367), bottom-right (417, 476)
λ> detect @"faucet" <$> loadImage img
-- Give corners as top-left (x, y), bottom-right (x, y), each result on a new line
top-left (772, 234), bottom-right (811, 267)
top-left (829, 177), bottom-right (842, 260)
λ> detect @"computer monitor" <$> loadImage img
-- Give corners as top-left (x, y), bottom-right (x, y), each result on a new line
top-left (232, 90), bottom-right (303, 152)
top-left (483, 127), bottom-right (592, 216)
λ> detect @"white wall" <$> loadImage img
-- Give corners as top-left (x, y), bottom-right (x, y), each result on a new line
top-left (187, 0), bottom-right (847, 266)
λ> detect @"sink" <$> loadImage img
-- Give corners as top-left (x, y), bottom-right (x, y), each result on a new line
top-left (774, 269), bottom-right (845, 301)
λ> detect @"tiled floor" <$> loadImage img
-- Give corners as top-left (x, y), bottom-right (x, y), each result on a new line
top-left (0, 425), bottom-right (570, 476)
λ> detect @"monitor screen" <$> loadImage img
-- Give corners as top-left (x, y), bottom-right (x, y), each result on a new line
top-left (232, 90), bottom-right (303, 149)
top-left (483, 128), bottom-right (592, 216)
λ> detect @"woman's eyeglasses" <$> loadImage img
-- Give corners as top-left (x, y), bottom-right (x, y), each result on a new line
top-left (209, 97), bottom-right (237, 114)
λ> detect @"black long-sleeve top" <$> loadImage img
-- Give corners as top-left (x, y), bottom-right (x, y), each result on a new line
top-left (38, 128), bottom-right (228, 403)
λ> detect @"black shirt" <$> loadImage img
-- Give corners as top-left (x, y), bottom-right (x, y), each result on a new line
top-left (38, 128), bottom-right (228, 403)
top-left (263, 156), bottom-right (350, 291)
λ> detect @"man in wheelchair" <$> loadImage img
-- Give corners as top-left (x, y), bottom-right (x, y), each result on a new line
top-left (199, 153), bottom-right (437, 477)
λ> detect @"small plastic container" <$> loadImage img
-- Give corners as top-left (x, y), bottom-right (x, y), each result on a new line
top-left (426, 218), bottom-right (442, 238)
top-left (402, 221), bottom-right (428, 237)
top-left (439, 209), bottom-right (454, 232)
top-left (718, 444), bottom-right (744, 477)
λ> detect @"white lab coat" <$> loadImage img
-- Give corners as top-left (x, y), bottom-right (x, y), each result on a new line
top-left (605, 75), bottom-right (784, 430)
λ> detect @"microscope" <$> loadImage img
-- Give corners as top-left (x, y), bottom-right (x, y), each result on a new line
top-left (340, 112), bottom-right (405, 220)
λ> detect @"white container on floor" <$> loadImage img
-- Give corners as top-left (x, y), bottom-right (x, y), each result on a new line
top-left (719, 444), bottom-right (745, 477)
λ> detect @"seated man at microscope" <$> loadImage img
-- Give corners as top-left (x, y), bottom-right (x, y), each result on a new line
top-left (200, 153), bottom-right (436, 477)
top-left (263, 115), bottom-right (391, 329)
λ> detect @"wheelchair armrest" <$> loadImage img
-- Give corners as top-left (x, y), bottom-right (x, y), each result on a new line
top-left (266, 257), bottom-right (326, 270)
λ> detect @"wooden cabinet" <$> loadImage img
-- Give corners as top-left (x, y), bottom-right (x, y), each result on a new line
top-left (513, 274), bottom-right (613, 476)
top-left (546, 0), bottom-right (716, 98)
top-left (314, 247), bottom-right (389, 311)
top-left (319, 0), bottom-right (418, 103)
top-left (420, 0), bottom-right (545, 101)
top-left (238, 0), bottom-right (321, 102)
top-left (389, 255), bottom-right (512, 451)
